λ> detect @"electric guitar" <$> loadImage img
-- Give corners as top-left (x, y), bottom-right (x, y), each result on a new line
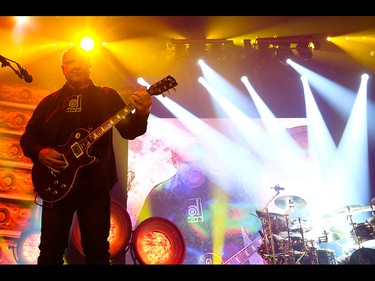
top-left (198, 235), bottom-right (263, 264)
top-left (31, 75), bottom-right (178, 203)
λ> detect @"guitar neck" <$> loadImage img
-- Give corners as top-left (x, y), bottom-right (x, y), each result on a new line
top-left (95, 103), bottom-right (133, 141)
top-left (224, 236), bottom-right (263, 265)
top-left (79, 103), bottom-right (134, 151)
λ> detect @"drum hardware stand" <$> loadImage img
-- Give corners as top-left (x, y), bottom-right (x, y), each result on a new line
top-left (317, 230), bottom-right (329, 243)
top-left (257, 188), bottom-right (300, 264)
top-left (259, 188), bottom-right (297, 264)
top-left (279, 213), bottom-right (296, 265)
top-left (295, 252), bottom-right (306, 264)
top-left (295, 217), bottom-right (324, 265)
top-left (284, 247), bottom-right (296, 265)
top-left (259, 189), bottom-right (283, 264)
top-left (348, 214), bottom-right (362, 247)
top-left (260, 208), bottom-right (278, 265)
top-left (290, 217), bottom-right (310, 265)
top-left (284, 214), bottom-right (297, 264)
top-left (297, 218), bottom-right (307, 250)
top-left (261, 188), bottom-right (281, 212)
top-left (348, 214), bottom-right (368, 264)
top-left (305, 240), bottom-right (319, 264)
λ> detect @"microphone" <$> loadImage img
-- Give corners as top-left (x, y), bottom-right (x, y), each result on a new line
top-left (20, 66), bottom-right (33, 83)
top-left (271, 184), bottom-right (285, 192)
top-left (0, 54), bottom-right (33, 83)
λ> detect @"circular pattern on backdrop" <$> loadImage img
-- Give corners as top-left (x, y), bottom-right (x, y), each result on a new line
top-left (133, 216), bottom-right (186, 264)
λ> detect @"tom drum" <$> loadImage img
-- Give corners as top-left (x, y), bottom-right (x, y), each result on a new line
top-left (350, 221), bottom-right (375, 248)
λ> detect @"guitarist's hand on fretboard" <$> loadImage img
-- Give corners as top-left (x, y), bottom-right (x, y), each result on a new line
top-left (38, 147), bottom-right (67, 174)
top-left (130, 86), bottom-right (153, 117)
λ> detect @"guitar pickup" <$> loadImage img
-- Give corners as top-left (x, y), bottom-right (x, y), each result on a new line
top-left (71, 142), bottom-right (83, 158)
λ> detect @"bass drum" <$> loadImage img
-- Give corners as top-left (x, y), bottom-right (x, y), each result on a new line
top-left (349, 248), bottom-right (375, 264)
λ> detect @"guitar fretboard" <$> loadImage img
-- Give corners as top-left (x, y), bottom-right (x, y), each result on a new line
top-left (80, 104), bottom-right (134, 151)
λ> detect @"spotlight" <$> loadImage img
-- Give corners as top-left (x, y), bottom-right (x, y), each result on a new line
top-left (296, 42), bottom-right (313, 60)
top-left (254, 35), bottom-right (319, 63)
top-left (258, 44), bottom-right (273, 60)
top-left (132, 216), bottom-right (186, 264)
top-left (276, 44), bottom-right (294, 64)
top-left (174, 43), bottom-right (188, 61)
top-left (206, 42), bottom-right (225, 61)
top-left (170, 39), bottom-right (234, 62)
top-left (187, 43), bottom-right (206, 60)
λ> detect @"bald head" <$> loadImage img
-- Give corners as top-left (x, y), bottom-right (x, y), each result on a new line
top-left (62, 46), bottom-right (90, 64)
top-left (61, 46), bottom-right (91, 89)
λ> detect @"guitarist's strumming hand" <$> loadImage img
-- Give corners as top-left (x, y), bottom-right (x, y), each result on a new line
top-left (38, 147), bottom-right (67, 174)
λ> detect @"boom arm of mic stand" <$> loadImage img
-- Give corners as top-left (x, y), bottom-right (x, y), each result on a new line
top-left (261, 190), bottom-right (280, 211)
top-left (0, 55), bottom-right (12, 68)
top-left (0, 55), bottom-right (26, 80)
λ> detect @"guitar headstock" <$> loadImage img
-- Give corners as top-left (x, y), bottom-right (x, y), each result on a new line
top-left (147, 75), bottom-right (178, 97)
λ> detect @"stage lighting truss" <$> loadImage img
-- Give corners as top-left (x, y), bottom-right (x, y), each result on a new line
top-left (254, 35), bottom-right (319, 62)
top-left (170, 38), bottom-right (234, 62)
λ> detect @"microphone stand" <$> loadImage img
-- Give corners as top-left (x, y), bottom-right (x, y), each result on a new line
top-left (0, 54), bottom-right (28, 81)
top-left (261, 189), bottom-right (280, 212)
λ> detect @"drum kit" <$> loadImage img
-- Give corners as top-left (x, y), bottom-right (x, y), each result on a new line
top-left (255, 192), bottom-right (375, 265)
top-left (334, 202), bottom-right (375, 264)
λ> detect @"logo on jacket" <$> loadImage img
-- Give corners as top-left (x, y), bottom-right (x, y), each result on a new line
top-left (66, 95), bottom-right (82, 112)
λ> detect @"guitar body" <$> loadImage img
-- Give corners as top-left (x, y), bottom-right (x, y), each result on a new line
top-left (31, 128), bottom-right (96, 203)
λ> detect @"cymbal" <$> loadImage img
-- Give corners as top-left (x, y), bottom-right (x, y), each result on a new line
top-left (275, 195), bottom-right (306, 210)
top-left (325, 227), bottom-right (347, 241)
top-left (334, 205), bottom-right (374, 215)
